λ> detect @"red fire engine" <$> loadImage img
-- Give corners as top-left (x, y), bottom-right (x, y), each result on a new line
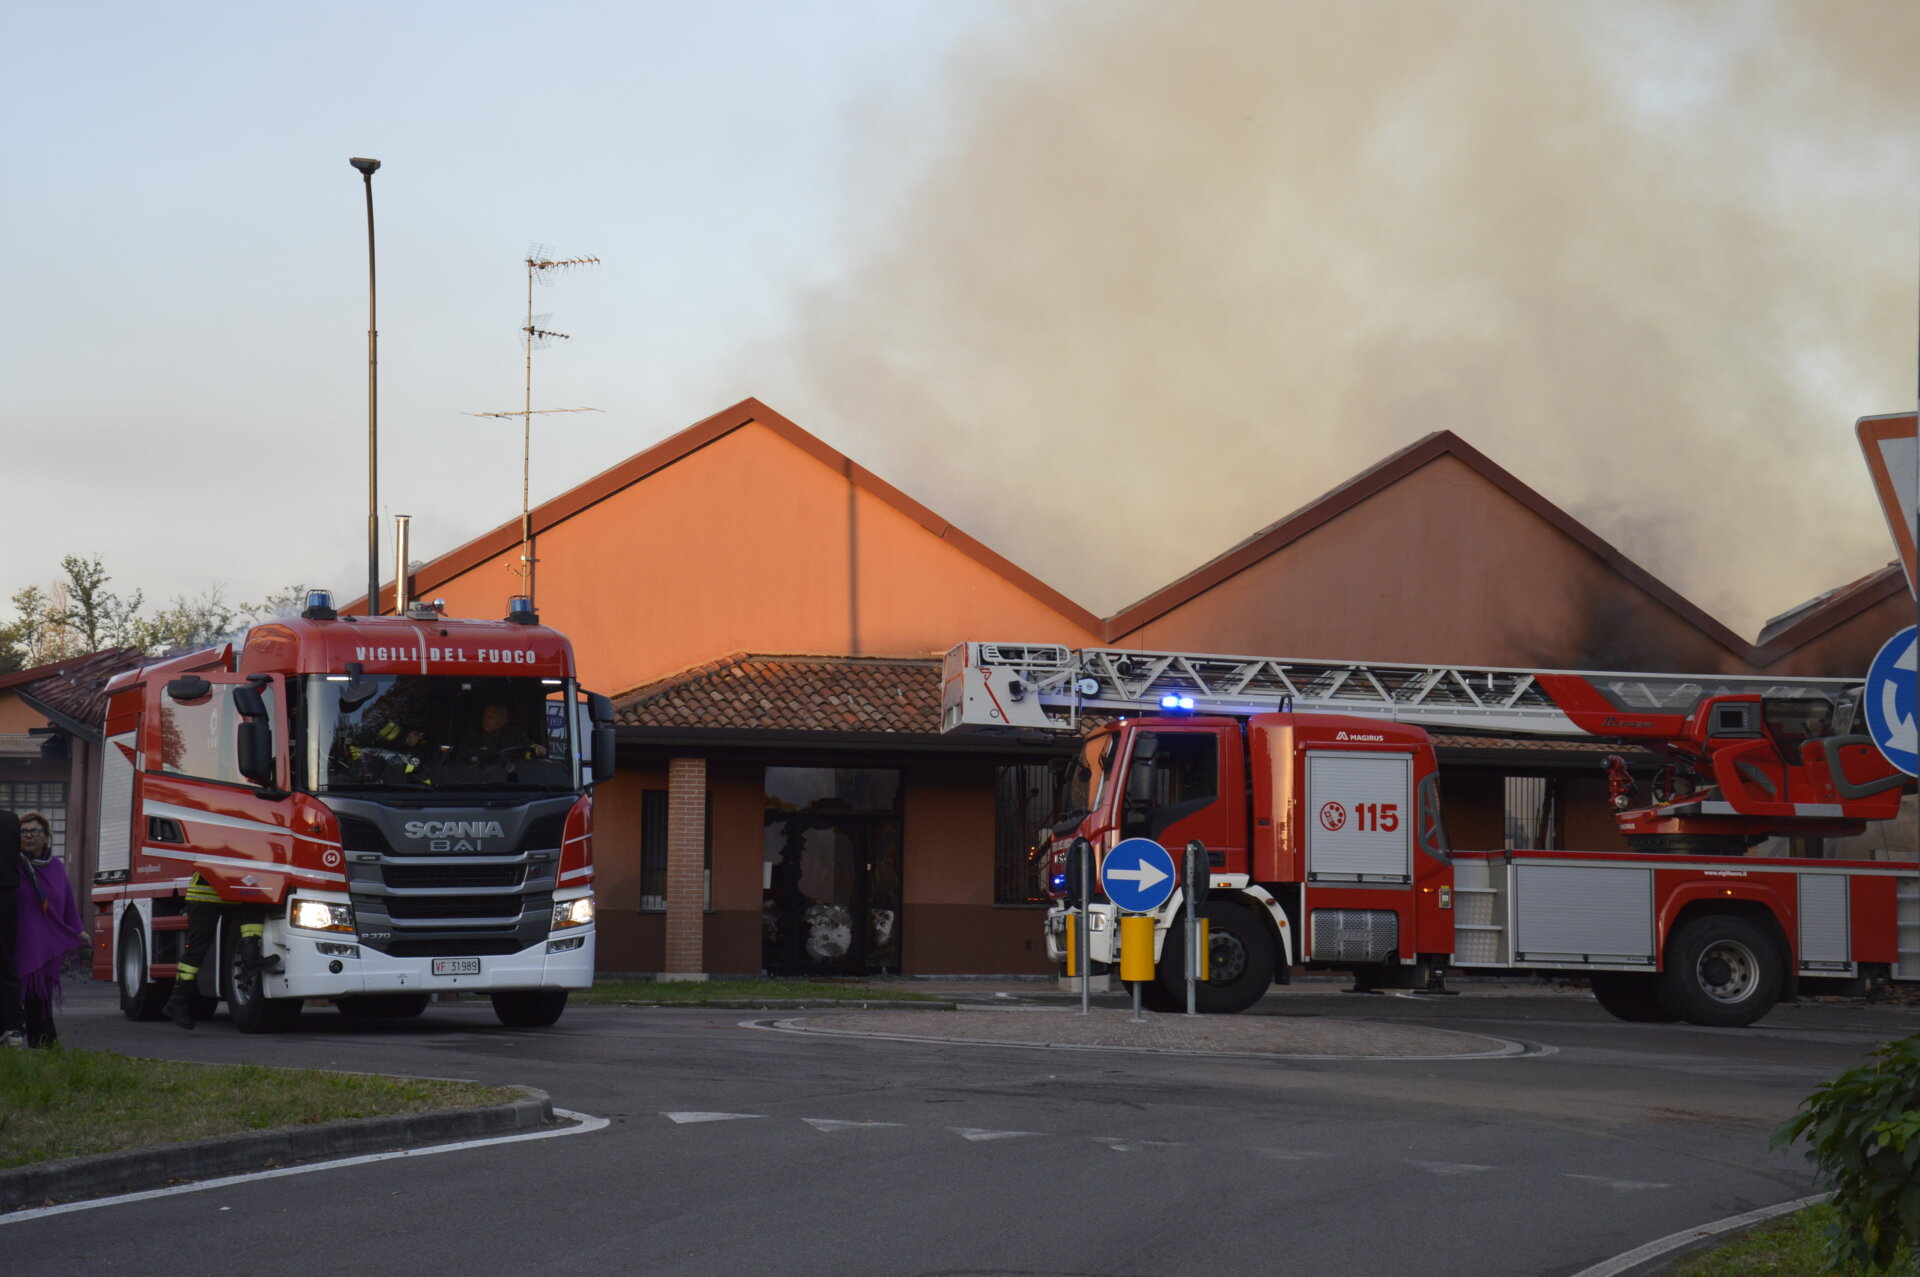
top-left (92, 592), bottom-right (615, 1031)
top-left (942, 642), bottom-right (1915, 1026)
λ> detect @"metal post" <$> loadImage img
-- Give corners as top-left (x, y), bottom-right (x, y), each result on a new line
top-left (1079, 846), bottom-right (1092, 1016)
top-left (523, 261), bottom-right (536, 606)
top-left (1132, 955), bottom-right (1143, 1022)
top-left (394, 515), bottom-right (411, 615)
top-left (1186, 840), bottom-right (1204, 1016)
top-left (350, 157), bottom-right (382, 616)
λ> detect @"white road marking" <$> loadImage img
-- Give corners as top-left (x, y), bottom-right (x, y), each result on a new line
top-left (1091, 1137), bottom-right (1180, 1152)
top-left (1, 1109), bottom-right (609, 1225)
top-left (1408, 1160), bottom-right (1497, 1176)
top-left (1563, 1172), bottom-right (1672, 1191)
top-left (662, 1112), bottom-right (765, 1124)
top-left (803, 1118), bottom-right (904, 1132)
top-left (1569, 1192), bottom-right (1832, 1277)
top-left (948, 1127), bottom-right (1043, 1142)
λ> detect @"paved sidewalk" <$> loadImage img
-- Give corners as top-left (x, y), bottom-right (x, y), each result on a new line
top-left (771, 1003), bottom-right (1522, 1059)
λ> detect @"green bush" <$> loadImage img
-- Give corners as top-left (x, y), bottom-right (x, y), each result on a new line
top-left (1773, 1033), bottom-right (1920, 1274)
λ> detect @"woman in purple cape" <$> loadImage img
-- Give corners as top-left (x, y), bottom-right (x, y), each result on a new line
top-left (17, 812), bottom-right (87, 1047)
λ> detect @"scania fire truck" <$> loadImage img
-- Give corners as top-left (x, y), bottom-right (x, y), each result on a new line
top-left (92, 592), bottom-right (615, 1031)
top-left (942, 642), bottom-right (1916, 1026)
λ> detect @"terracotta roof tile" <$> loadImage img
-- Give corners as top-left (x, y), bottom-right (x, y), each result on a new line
top-left (10, 647), bottom-right (145, 731)
top-left (615, 654), bottom-right (943, 735)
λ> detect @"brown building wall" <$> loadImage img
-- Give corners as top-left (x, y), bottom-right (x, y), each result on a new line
top-left (901, 761), bottom-right (1052, 975)
top-left (1760, 590), bottom-right (1907, 679)
top-left (1117, 456), bottom-right (1749, 674)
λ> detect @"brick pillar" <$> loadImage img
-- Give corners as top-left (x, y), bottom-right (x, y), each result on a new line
top-left (662, 757), bottom-right (708, 981)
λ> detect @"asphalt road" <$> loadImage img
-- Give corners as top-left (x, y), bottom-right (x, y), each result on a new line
top-left (9, 980), bottom-right (1912, 1276)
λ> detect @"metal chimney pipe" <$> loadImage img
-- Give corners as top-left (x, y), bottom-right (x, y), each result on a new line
top-left (394, 514), bottom-right (411, 615)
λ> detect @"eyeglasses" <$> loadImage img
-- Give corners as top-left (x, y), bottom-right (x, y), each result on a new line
top-left (20, 828), bottom-right (47, 839)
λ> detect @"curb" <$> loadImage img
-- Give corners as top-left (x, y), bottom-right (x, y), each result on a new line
top-left (1, 1087), bottom-right (553, 1212)
top-left (602, 999), bottom-right (958, 1011)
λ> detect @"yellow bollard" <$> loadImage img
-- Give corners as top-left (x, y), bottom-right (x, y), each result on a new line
top-left (1065, 913), bottom-right (1079, 978)
top-left (1120, 915), bottom-right (1156, 983)
top-left (1197, 918), bottom-right (1209, 982)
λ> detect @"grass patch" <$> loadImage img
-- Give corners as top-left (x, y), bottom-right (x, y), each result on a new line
top-left (0, 1047), bottom-right (512, 1170)
top-left (577, 978), bottom-right (943, 1005)
top-left (1667, 1202), bottom-right (1919, 1276)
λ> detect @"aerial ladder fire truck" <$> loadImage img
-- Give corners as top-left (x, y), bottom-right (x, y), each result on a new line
top-left (942, 642), bottom-right (1916, 1026)
top-left (91, 591), bottom-right (616, 1031)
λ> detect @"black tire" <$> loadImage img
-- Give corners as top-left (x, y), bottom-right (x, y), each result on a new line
top-left (117, 916), bottom-right (169, 1021)
top-left (1155, 902), bottom-right (1275, 1014)
top-left (224, 936), bottom-right (304, 1034)
top-left (1588, 972), bottom-right (1678, 1023)
top-left (336, 994), bottom-right (431, 1020)
top-left (1657, 915), bottom-right (1784, 1028)
top-left (491, 990), bottom-right (568, 1028)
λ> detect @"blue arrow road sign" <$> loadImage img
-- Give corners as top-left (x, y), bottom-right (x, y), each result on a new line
top-left (1100, 837), bottom-right (1178, 913)
top-left (1864, 625), bottom-right (1918, 777)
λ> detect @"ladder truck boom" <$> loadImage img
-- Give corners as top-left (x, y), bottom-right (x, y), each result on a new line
top-left (942, 641), bottom-right (1858, 738)
top-left (943, 640), bottom-right (1905, 845)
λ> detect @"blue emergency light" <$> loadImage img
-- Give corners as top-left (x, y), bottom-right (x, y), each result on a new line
top-left (1159, 694), bottom-right (1195, 711)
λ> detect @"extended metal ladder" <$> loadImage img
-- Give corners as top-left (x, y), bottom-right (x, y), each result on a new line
top-left (941, 641), bottom-right (1860, 738)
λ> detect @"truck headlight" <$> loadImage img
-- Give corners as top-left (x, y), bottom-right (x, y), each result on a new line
top-left (289, 897), bottom-right (355, 933)
top-left (551, 896), bottom-right (595, 929)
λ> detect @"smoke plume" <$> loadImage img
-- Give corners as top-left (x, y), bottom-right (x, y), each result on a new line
top-left (777, 0), bottom-right (1919, 637)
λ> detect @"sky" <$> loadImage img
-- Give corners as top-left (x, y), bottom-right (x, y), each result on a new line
top-left (4, 1), bottom-right (1917, 643)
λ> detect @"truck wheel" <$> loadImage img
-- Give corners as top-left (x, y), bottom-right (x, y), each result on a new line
top-left (1588, 973), bottom-right (1678, 1023)
top-left (1657, 915), bottom-right (1783, 1028)
top-left (337, 995), bottom-right (431, 1019)
top-left (491, 990), bottom-right (568, 1028)
top-left (117, 917), bottom-right (169, 1021)
top-left (1157, 903), bottom-right (1275, 1014)
top-left (224, 941), bottom-right (304, 1034)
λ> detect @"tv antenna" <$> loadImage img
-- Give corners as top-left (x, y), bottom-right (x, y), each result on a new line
top-left (468, 244), bottom-right (600, 604)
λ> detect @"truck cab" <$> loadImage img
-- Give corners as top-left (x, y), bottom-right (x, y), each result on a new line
top-left (93, 595), bottom-right (616, 1031)
top-left (1045, 712), bottom-right (1455, 1012)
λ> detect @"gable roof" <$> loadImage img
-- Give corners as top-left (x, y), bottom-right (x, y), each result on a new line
top-left (1103, 431), bottom-right (1754, 657)
top-left (1749, 563), bottom-right (1905, 665)
top-left (364, 397), bottom-right (1104, 635)
top-left (360, 398), bottom-right (1901, 675)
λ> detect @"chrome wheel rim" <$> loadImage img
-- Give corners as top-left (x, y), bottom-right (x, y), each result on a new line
top-left (1696, 939), bottom-right (1759, 1004)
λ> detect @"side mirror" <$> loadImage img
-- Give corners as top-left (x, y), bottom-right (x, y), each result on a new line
top-left (166, 675), bottom-right (212, 702)
top-left (231, 685), bottom-right (275, 788)
top-left (587, 692), bottom-right (616, 785)
top-left (237, 721), bottom-right (275, 787)
top-left (338, 661), bottom-right (378, 712)
top-left (1063, 837), bottom-right (1092, 907)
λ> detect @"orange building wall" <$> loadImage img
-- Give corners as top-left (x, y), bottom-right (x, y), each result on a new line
top-left (1118, 456), bottom-right (1749, 674)
top-left (422, 421), bottom-right (1099, 696)
top-left (0, 693), bottom-right (50, 734)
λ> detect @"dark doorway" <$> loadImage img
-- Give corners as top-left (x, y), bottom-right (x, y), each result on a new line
top-left (763, 768), bottom-right (902, 976)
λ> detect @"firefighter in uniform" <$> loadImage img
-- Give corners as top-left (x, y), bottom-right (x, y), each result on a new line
top-left (162, 872), bottom-right (276, 1030)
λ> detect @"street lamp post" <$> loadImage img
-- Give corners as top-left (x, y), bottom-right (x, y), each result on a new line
top-left (350, 157), bottom-right (382, 616)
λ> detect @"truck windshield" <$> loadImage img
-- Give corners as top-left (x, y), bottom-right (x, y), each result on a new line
top-left (300, 674), bottom-right (576, 794)
top-left (1061, 733), bottom-right (1114, 821)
